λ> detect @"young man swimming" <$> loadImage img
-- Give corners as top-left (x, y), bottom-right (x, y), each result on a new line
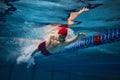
top-left (31, 7), bottom-right (89, 56)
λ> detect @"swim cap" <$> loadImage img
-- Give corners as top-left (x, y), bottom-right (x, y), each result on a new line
top-left (58, 25), bottom-right (68, 36)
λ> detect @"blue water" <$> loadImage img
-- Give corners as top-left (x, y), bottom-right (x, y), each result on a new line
top-left (0, 0), bottom-right (120, 80)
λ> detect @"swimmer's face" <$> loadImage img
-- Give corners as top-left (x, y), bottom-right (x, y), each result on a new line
top-left (58, 34), bottom-right (66, 42)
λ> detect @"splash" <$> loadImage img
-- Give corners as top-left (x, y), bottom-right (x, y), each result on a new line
top-left (16, 23), bottom-right (75, 68)
top-left (16, 38), bottom-right (40, 68)
top-left (16, 34), bottom-right (40, 68)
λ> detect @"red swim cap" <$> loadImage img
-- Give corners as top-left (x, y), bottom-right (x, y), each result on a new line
top-left (58, 26), bottom-right (68, 36)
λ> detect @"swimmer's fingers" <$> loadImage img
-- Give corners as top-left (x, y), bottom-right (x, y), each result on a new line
top-left (81, 32), bottom-right (87, 36)
top-left (78, 32), bottom-right (87, 37)
top-left (77, 31), bottom-right (82, 37)
top-left (82, 7), bottom-right (90, 11)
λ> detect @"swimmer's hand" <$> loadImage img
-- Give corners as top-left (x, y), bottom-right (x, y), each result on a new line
top-left (81, 7), bottom-right (89, 12)
top-left (78, 32), bottom-right (87, 37)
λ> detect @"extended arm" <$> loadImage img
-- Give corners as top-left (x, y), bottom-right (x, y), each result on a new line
top-left (67, 7), bottom-right (89, 26)
top-left (66, 32), bottom-right (86, 44)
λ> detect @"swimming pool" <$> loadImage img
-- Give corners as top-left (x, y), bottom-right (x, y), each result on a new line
top-left (0, 0), bottom-right (120, 80)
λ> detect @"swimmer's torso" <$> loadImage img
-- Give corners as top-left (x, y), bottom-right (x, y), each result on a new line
top-left (46, 35), bottom-right (66, 53)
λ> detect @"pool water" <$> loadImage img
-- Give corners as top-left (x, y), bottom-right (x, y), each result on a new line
top-left (0, 0), bottom-right (120, 80)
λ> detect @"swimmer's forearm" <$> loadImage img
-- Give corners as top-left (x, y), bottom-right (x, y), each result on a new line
top-left (67, 7), bottom-right (89, 26)
top-left (67, 32), bottom-right (86, 43)
top-left (68, 7), bottom-right (89, 21)
top-left (66, 36), bottom-right (78, 44)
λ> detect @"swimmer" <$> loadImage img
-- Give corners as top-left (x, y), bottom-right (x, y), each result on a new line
top-left (30, 7), bottom-right (89, 56)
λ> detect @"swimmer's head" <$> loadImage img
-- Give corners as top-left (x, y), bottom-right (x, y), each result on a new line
top-left (58, 34), bottom-right (66, 42)
top-left (58, 26), bottom-right (68, 36)
top-left (58, 27), bottom-right (68, 42)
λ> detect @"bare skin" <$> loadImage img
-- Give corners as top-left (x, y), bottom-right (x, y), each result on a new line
top-left (31, 7), bottom-right (89, 56)
top-left (67, 7), bottom-right (89, 26)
